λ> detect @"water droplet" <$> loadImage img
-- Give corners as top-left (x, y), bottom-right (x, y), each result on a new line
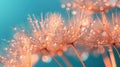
top-left (42, 55), bottom-right (52, 63)
top-left (102, 31), bottom-right (106, 36)
top-left (66, 2), bottom-right (72, 7)
top-left (72, 10), bottom-right (77, 15)
top-left (81, 52), bottom-right (89, 61)
top-left (61, 4), bottom-right (66, 8)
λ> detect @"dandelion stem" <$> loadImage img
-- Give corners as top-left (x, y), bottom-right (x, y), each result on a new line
top-left (53, 57), bottom-right (62, 67)
top-left (61, 54), bottom-right (72, 67)
top-left (113, 45), bottom-right (120, 58)
top-left (45, 49), bottom-right (62, 67)
top-left (27, 52), bottom-right (31, 67)
top-left (24, 38), bottom-right (32, 67)
top-left (70, 44), bottom-right (86, 67)
top-left (109, 46), bottom-right (117, 67)
top-left (102, 50), bottom-right (112, 67)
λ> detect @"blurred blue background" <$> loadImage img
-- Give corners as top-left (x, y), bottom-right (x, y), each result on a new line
top-left (0, 0), bottom-right (120, 67)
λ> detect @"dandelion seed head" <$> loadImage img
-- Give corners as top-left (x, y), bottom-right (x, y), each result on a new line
top-left (1, 7), bottom-right (120, 67)
top-left (61, 0), bottom-right (118, 12)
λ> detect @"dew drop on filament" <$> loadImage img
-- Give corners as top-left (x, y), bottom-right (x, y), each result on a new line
top-left (81, 52), bottom-right (89, 61)
top-left (42, 55), bottom-right (52, 63)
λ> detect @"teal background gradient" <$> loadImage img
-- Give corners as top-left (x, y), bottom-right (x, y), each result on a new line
top-left (0, 0), bottom-right (120, 67)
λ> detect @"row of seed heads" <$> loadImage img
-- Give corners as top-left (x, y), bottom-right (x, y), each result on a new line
top-left (0, 0), bottom-right (120, 67)
top-left (61, 0), bottom-right (120, 14)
